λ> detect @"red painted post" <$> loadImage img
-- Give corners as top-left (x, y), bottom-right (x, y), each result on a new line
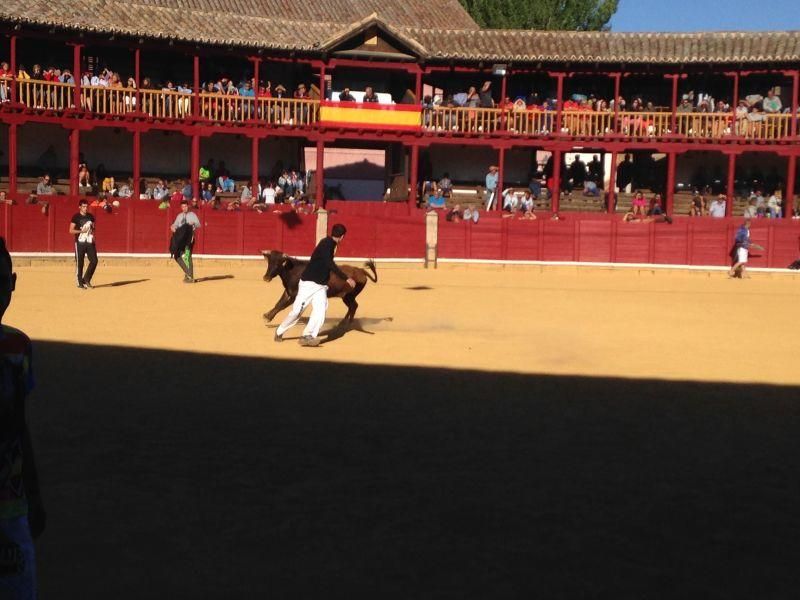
top-left (250, 136), bottom-right (259, 199)
top-left (192, 55), bottom-right (200, 117)
top-left (315, 140), bottom-right (325, 208)
top-left (665, 152), bottom-right (676, 216)
top-left (607, 151), bottom-right (617, 213)
top-left (408, 144), bottom-right (419, 207)
top-left (551, 148), bottom-right (561, 213)
top-left (251, 57), bottom-right (260, 121)
top-left (8, 124), bottom-right (17, 196)
top-left (555, 74), bottom-right (565, 135)
top-left (414, 70), bottom-right (422, 101)
top-left (496, 147), bottom-right (505, 211)
top-left (731, 72), bottom-right (739, 137)
top-left (134, 47), bottom-right (141, 114)
top-left (785, 155), bottom-right (796, 217)
top-left (612, 73), bottom-right (621, 134)
top-left (9, 35), bottom-right (16, 103)
top-left (72, 43), bottom-right (81, 110)
top-left (669, 75), bottom-right (679, 134)
top-left (726, 153), bottom-right (736, 217)
top-left (132, 129), bottom-right (141, 200)
top-left (791, 71), bottom-right (799, 138)
top-left (69, 128), bottom-right (80, 196)
top-left (318, 64), bottom-right (326, 101)
top-left (191, 134), bottom-right (200, 199)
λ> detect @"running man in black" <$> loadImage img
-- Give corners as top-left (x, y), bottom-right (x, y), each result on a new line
top-left (68, 199), bottom-right (97, 289)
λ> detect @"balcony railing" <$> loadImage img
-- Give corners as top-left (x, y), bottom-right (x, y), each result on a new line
top-left (3, 79), bottom-right (797, 141)
top-left (422, 106), bottom-right (501, 134)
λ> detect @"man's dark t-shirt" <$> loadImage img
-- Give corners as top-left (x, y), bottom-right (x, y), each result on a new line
top-left (301, 237), bottom-right (348, 285)
top-left (70, 212), bottom-right (96, 243)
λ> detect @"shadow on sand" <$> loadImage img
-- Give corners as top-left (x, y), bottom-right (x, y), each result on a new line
top-left (92, 279), bottom-right (150, 288)
top-left (193, 274), bottom-right (235, 283)
top-left (31, 341), bottom-right (800, 598)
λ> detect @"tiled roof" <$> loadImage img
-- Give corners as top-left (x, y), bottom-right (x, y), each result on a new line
top-left (1, 3), bottom-right (799, 65)
top-left (406, 29), bottom-right (800, 64)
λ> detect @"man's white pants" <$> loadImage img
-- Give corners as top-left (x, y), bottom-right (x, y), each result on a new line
top-left (276, 280), bottom-right (328, 338)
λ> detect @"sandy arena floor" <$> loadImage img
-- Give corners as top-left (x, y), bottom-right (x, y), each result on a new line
top-left (8, 259), bottom-right (800, 385)
top-left (7, 258), bottom-right (800, 597)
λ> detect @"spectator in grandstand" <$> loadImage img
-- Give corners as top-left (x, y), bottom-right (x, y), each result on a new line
top-left (587, 155), bottom-right (604, 183)
top-left (294, 83), bottom-right (309, 100)
top-left (118, 179), bottom-right (133, 199)
top-left (0, 61), bottom-right (11, 103)
top-left (217, 174), bottom-right (235, 194)
top-left (464, 86), bottom-right (479, 109)
top-left (101, 175), bottom-right (117, 198)
top-left (649, 193), bottom-right (664, 216)
top-left (502, 188), bottom-right (519, 213)
top-left (0, 191), bottom-right (13, 205)
top-left (677, 96), bottom-right (693, 114)
top-left (689, 192), bottom-right (706, 217)
top-left (708, 194), bottom-right (727, 218)
top-left (762, 88), bottom-right (782, 114)
top-left (152, 179), bottom-right (169, 202)
top-left (438, 173), bottom-right (453, 198)
top-left (520, 191), bottom-right (536, 219)
top-left (239, 80), bottom-right (255, 118)
top-left (478, 81), bottom-right (494, 108)
top-left (181, 180), bottom-right (193, 201)
top-left (240, 183), bottom-right (253, 207)
top-left (752, 190), bottom-right (767, 216)
top-left (463, 205), bottom-right (480, 223)
top-left (583, 180), bottom-right (600, 197)
top-left (339, 88), bottom-right (355, 102)
top-left (743, 198), bottom-right (758, 219)
top-left (77, 164), bottom-right (91, 194)
top-left (446, 204), bottom-right (463, 222)
top-left (528, 174), bottom-right (542, 199)
top-left (170, 185), bottom-right (184, 205)
top-left (202, 183), bottom-right (216, 207)
top-left (139, 179), bottom-right (152, 200)
top-left (631, 190), bottom-right (647, 217)
top-left (36, 175), bottom-right (54, 196)
top-left (362, 86), bottom-right (379, 103)
top-left (426, 188), bottom-right (447, 210)
top-left (199, 161), bottom-right (213, 186)
top-left (16, 64), bottom-right (29, 80)
top-left (484, 165), bottom-right (499, 210)
top-left (767, 191), bottom-right (782, 218)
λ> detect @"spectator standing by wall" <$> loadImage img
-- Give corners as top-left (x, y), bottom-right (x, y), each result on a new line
top-left (708, 195), bottom-right (727, 218)
top-left (170, 199), bottom-right (201, 283)
top-left (484, 165), bottom-right (499, 210)
top-left (68, 199), bottom-right (98, 289)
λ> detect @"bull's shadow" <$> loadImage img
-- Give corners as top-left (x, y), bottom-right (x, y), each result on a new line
top-left (264, 316), bottom-right (393, 343)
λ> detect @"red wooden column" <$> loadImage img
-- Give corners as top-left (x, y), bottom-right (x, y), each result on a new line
top-left (250, 136), bottom-right (259, 199)
top-left (791, 70), bottom-right (799, 138)
top-left (69, 128), bottom-right (80, 196)
top-left (192, 55), bottom-right (200, 117)
top-left (665, 152), bottom-right (677, 216)
top-left (499, 71), bottom-right (508, 131)
top-left (408, 144), bottom-right (419, 207)
top-left (315, 140), bottom-right (325, 208)
top-left (551, 148), bottom-right (562, 213)
top-left (606, 151), bottom-right (618, 213)
top-left (8, 124), bottom-right (17, 196)
top-left (71, 43), bottom-right (82, 110)
top-left (728, 71), bottom-right (740, 137)
top-left (9, 35), bottom-right (16, 103)
top-left (496, 147), bottom-right (505, 211)
top-left (191, 134), bottom-right (200, 199)
top-left (134, 47), bottom-right (141, 114)
top-left (785, 155), bottom-right (796, 217)
top-left (414, 70), bottom-right (422, 101)
top-left (318, 64), bottom-right (326, 100)
top-left (725, 152), bottom-right (736, 217)
top-left (611, 73), bottom-right (621, 133)
top-left (250, 57), bottom-right (260, 120)
top-left (554, 73), bottom-right (565, 135)
top-left (667, 74), bottom-right (679, 134)
top-left (132, 129), bottom-right (141, 200)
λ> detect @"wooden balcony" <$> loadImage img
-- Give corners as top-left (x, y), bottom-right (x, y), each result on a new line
top-left (3, 79), bottom-right (797, 143)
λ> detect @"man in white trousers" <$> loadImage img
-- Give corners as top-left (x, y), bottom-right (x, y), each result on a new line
top-left (274, 223), bottom-right (355, 346)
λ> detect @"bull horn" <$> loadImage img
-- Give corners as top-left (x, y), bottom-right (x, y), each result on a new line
top-left (261, 249), bottom-right (271, 255)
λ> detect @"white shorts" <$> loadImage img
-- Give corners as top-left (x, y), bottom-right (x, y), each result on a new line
top-left (737, 247), bottom-right (748, 264)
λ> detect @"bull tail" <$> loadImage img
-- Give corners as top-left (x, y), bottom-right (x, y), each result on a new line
top-left (364, 259), bottom-right (378, 283)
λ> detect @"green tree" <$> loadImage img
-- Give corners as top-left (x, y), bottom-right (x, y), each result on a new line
top-left (459, 0), bottom-right (619, 30)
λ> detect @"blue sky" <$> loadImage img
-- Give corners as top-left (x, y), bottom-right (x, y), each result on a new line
top-left (610, 0), bottom-right (800, 32)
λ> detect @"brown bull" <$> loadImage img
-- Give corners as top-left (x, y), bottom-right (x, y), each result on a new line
top-left (261, 249), bottom-right (377, 324)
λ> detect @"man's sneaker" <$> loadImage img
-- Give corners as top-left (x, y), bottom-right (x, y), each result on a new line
top-left (84, 282), bottom-right (94, 289)
top-left (298, 336), bottom-right (320, 347)
top-left (183, 276), bottom-right (194, 283)
top-left (77, 282), bottom-right (87, 289)
top-left (274, 332), bottom-right (283, 343)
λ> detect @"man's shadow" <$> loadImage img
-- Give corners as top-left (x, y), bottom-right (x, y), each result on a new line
top-left (321, 317), bottom-right (393, 344)
top-left (92, 279), bottom-right (149, 288)
top-left (193, 275), bottom-right (235, 283)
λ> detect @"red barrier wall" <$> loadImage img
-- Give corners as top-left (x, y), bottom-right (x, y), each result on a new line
top-left (5, 199), bottom-right (800, 267)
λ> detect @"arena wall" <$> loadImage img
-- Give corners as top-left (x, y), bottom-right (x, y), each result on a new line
top-left (4, 199), bottom-right (799, 267)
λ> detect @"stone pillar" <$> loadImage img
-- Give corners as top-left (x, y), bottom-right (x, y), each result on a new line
top-left (425, 209), bottom-right (438, 269)
top-left (315, 209), bottom-right (328, 244)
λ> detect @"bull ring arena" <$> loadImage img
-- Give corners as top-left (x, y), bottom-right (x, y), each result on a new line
top-left (2, 0), bottom-right (800, 597)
